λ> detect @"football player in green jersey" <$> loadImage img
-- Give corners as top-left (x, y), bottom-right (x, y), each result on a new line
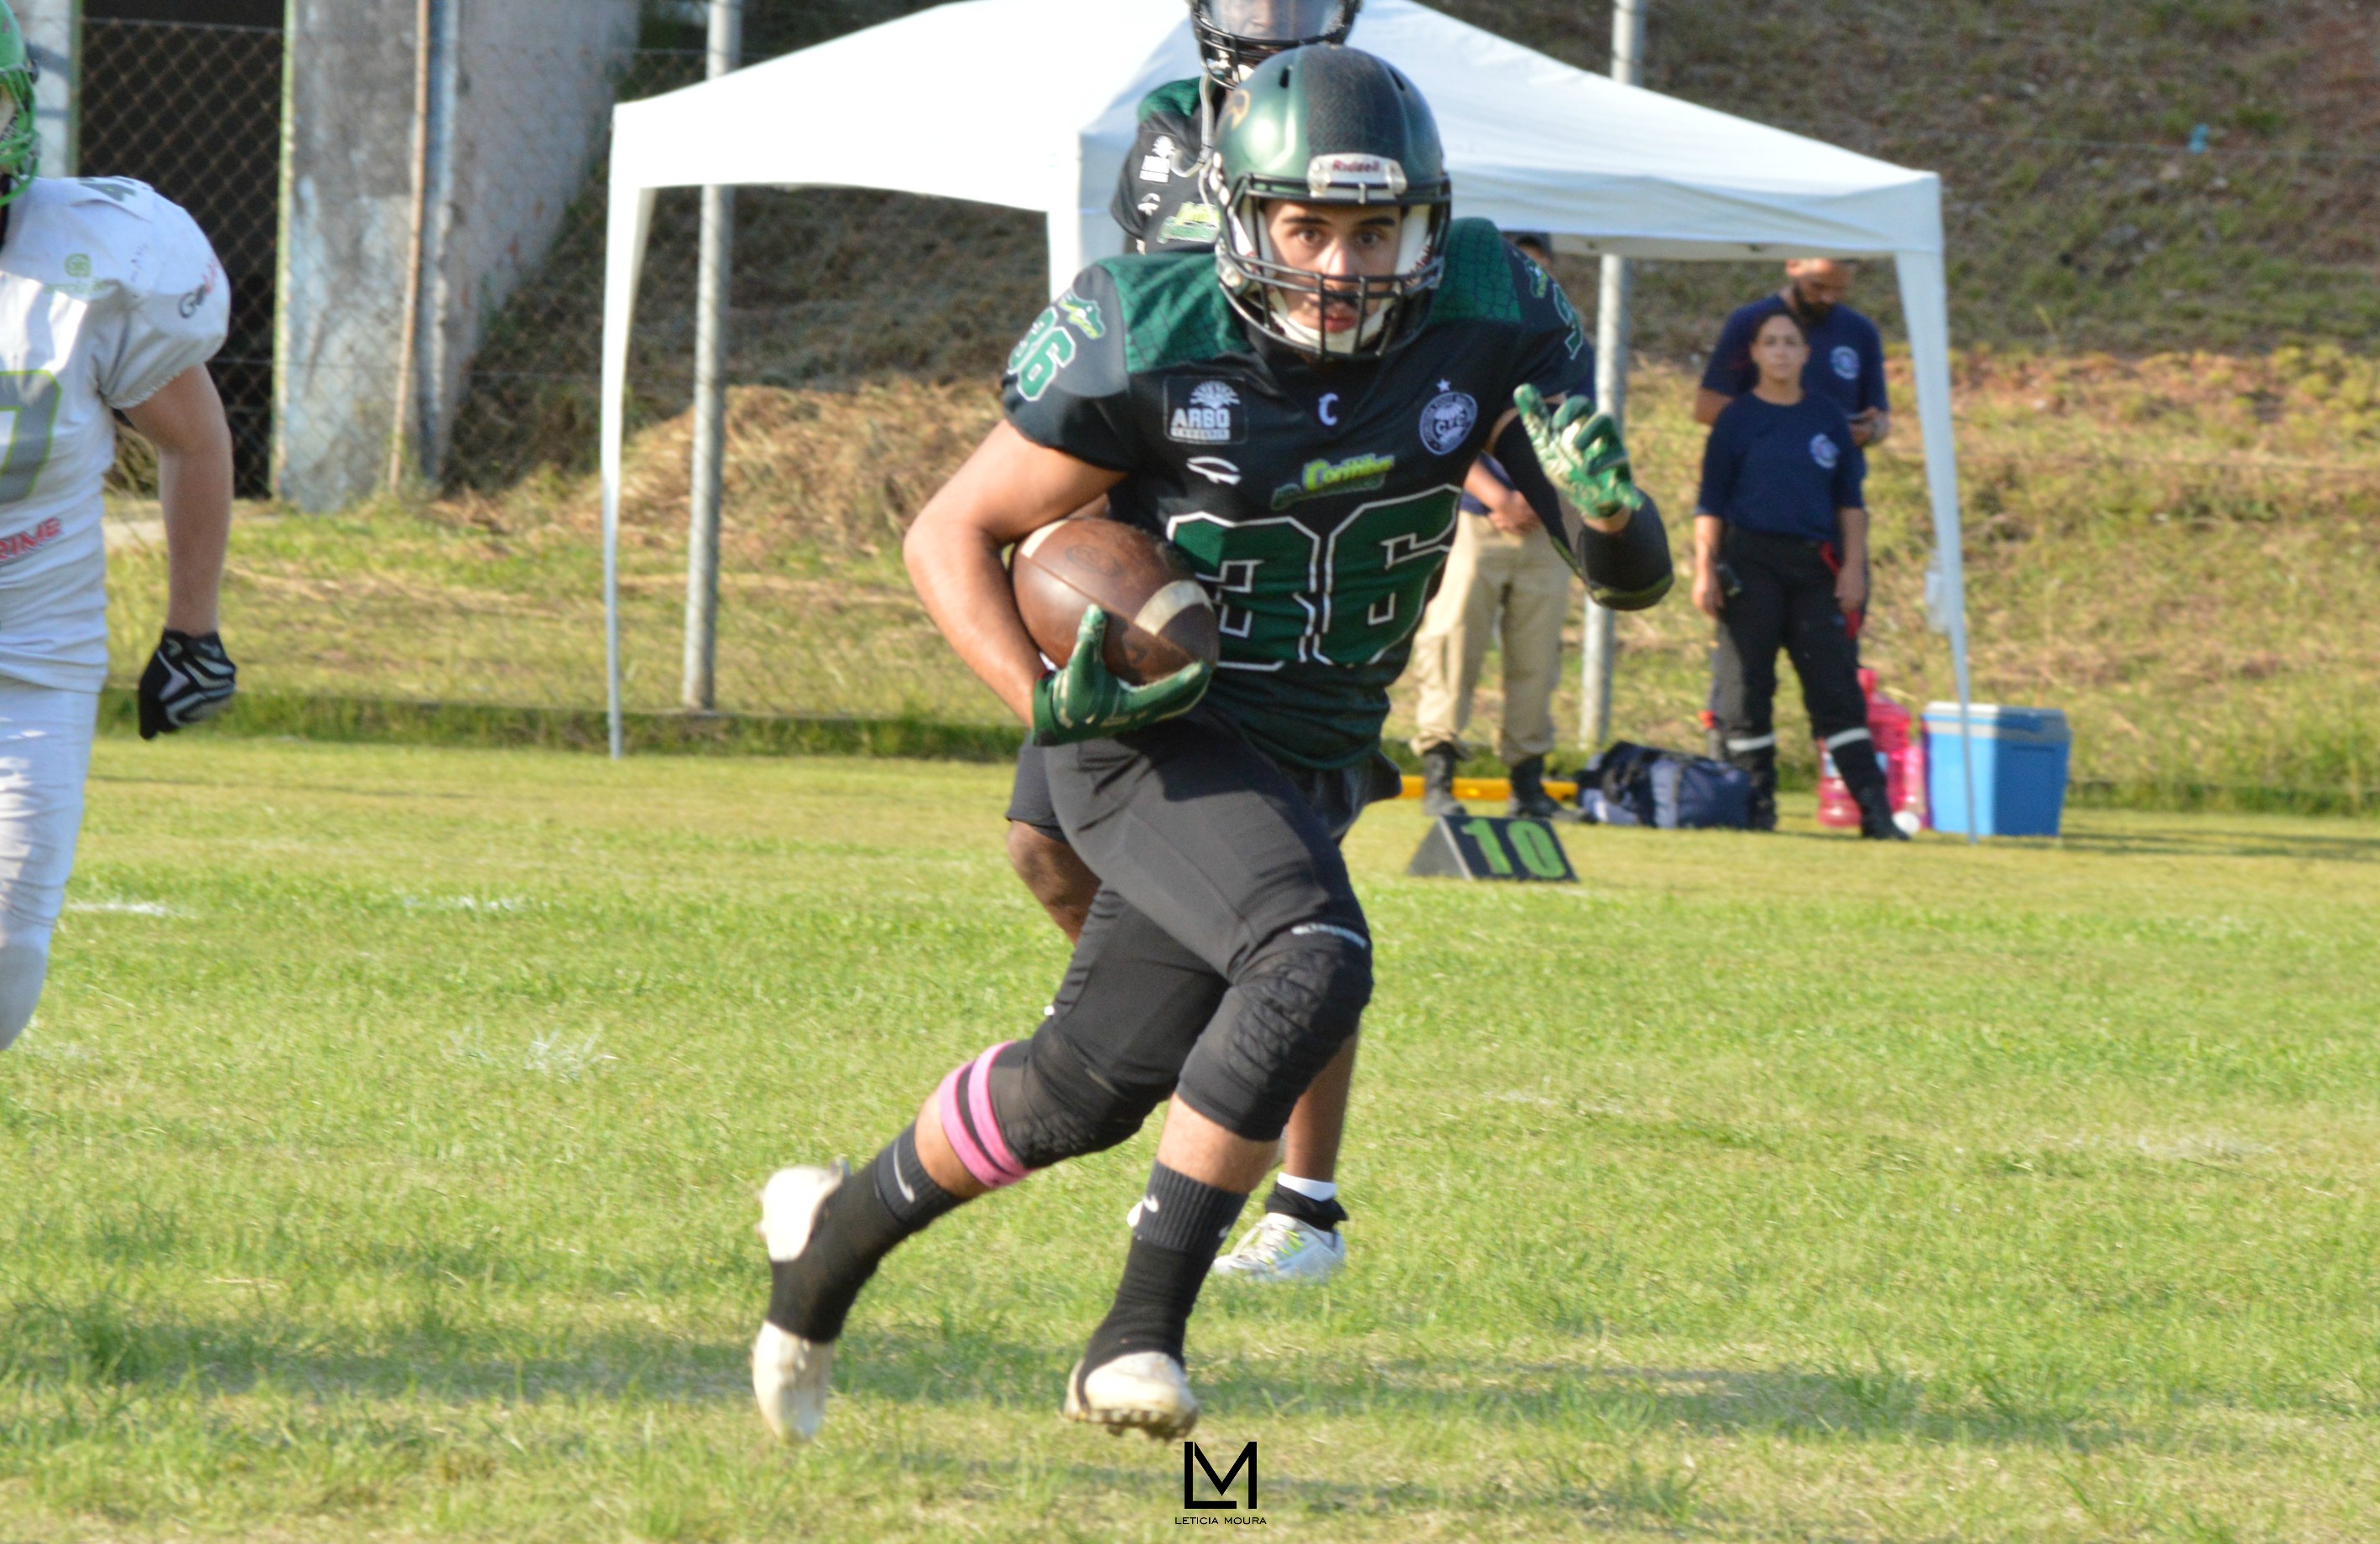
top-left (753, 44), bottom-right (1669, 1444)
top-left (1012, 0), bottom-right (1373, 1288)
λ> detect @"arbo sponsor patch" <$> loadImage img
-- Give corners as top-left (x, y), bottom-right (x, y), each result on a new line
top-left (1166, 379), bottom-right (1246, 445)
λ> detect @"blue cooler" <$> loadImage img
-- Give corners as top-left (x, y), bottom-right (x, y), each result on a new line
top-left (1923, 704), bottom-right (2070, 837)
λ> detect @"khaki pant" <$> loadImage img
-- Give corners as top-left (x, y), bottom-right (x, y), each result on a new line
top-left (1409, 512), bottom-right (1575, 763)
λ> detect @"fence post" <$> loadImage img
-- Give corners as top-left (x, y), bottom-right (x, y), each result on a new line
top-left (388, 0), bottom-right (433, 492)
top-left (683, 0), bottom-right (741, 711)
top-left (1580, 0), bottom-right (1646, 753)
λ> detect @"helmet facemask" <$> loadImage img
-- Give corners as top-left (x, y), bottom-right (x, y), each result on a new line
top-left (1217, 154), bottom-right (1450, 362)
top-left (1189, 0), bottom-right (1361, 87)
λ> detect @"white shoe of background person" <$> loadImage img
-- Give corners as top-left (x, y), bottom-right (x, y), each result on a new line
top-left (1063, 1351), bottom-right (1200, 1440)
top-left (1210, 1213), bottom-right (1346, 1284)
top-left (751, 1162), bottom-right (847, 1443)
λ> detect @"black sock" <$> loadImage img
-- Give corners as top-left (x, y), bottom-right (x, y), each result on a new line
top-left (1264, 1180), bottom-right (1348, 1233)
top-left (766, 1126), bottom-right (964, 1342)
top-left (1082, 1162), bottom-right (1247, 1370)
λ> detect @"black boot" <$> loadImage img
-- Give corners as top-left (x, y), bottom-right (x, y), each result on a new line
top-left (1853, 781), bottom-right (1910, 840)
top-left (1506, 756), bottom-right (1562, 820)
top-left (1726, 744), bottom-right (1778, 832)
top-left (1839, 747), bottom-right (1909, 840)
top-left (1420, 744), bottom-right (1466, 819)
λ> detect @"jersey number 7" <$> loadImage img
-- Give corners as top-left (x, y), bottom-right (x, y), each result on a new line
top-left (0, 369), bottom-right (60, 505)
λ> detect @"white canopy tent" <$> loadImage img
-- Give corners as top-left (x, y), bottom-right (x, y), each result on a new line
top-left (596, 0), bottom-right (1976, 825)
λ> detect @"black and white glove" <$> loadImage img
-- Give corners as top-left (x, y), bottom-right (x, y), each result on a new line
top-left (138, 629), bottom-right (236, 740)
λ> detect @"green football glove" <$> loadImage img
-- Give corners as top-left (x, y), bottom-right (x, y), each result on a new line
top-left (1030, 607), bottom-right (1212, 746)
top-left (1514, 383), bottom-right (1645, 522)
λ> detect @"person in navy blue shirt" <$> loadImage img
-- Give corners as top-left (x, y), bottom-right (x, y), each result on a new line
top-left (1695, 259), bottom-right (1890, 448)
top-left (1692, 309), bottom-right (1904, 840)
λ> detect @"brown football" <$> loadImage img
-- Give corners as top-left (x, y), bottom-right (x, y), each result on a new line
top-left (1012, 517), bottom-right (1220, 684)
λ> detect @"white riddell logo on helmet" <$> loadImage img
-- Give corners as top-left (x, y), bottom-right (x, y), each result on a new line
top-left (1307, 153), bottom-right (1406, 196)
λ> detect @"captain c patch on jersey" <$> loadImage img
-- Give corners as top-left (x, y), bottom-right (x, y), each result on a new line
top-left (1166, 379), bottom-right (1246, 445)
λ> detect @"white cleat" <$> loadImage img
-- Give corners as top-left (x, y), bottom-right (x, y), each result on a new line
top-left (1063, 1352), bottom-right (1200, 1440)
top-left (1211, 1213), bottom-right (1346, 1284)
top-left (751, 1162), bottom-right (846, 1443)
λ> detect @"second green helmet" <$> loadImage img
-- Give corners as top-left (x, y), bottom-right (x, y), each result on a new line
top-left (0, 0), bottom-right (38, 205)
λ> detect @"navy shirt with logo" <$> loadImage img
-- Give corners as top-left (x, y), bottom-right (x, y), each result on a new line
top-left (1696, 393), bottom-right (1863, 546)
top-left (1699, 295), bottom-right (1888, 418)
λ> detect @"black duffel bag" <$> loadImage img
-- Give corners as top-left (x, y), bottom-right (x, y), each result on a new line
top-left (1576, 741), bottom-right (1754, 829)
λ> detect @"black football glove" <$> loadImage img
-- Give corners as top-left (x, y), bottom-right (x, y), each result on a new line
top-left (138, 629), bottom-right (236, 741)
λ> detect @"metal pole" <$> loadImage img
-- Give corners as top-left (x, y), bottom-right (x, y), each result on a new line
top-left (683, 0), bottom-right (740, 710)
top-left (1580, 0), bottom-right (1645, 751)
top-left (387, 0), bottom-right (432, 491)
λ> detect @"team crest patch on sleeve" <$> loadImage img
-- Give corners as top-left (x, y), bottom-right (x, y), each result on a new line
top-left (1831, 345), bottom-right (1860, 381)
top-left (1058, 293), bottom-right (1106, 340)
top-left (1167, 379), bottom-right (1246, 445)
top-left (1810, 434), bottom-right (1841, 470)
top-left (1418, 387), bottom-right (1478, 456)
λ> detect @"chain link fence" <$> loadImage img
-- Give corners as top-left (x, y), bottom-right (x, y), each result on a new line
top-left (81, 3), bottom-right (2380, 794)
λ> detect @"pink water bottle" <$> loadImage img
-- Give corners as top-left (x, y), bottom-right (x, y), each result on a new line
top-left (1817, 669), bottom-right (1929, 832)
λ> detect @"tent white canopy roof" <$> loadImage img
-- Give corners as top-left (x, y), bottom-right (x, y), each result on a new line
top-left (596, 0), bottom-right (1976, 818)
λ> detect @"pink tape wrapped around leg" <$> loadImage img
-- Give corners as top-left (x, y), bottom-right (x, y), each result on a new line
top-left (935, 1042), bottom-right (1029, 1190)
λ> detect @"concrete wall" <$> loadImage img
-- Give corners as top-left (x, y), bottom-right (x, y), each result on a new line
top-left (276, 0), bottom-right (641, 511)
top-left (16, 0), bottom-right (78, 177)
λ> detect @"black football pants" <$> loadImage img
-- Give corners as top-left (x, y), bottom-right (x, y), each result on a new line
top-left (986, 710), bottom-right (1379, 1161)
top-left (1711, 527), bottom-right (1885, 796)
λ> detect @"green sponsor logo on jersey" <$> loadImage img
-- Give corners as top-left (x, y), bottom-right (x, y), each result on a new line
top-left (1008, 305), bottom-right (1078, 402)
top-left (1158, 202), bottom-right (1221, 246)
top-left (1058, 293), bottom-right (1106, 340)
top-left (1271, 452), bottom-right (1396, 512)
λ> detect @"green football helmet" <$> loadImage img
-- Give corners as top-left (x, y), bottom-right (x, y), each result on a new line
top-left (1190, 0), bottom-right (1361, 87)
top-left (0, 0), bottom-right (37, 205)
top-left (1211, 45), bottom-right (1451, 361)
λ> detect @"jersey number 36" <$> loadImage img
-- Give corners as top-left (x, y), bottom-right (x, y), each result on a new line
top-left (1167, 488), bottom-right (1458, 668)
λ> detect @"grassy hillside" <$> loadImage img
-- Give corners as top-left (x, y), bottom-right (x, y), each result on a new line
top-left (112, 342), bottom-right (2379, 807)
top-left (454, 0), bottom-right (2380, 477)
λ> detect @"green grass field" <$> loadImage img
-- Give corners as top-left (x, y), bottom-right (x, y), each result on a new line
top-left (3, 737), bottom-right (2376, 1540)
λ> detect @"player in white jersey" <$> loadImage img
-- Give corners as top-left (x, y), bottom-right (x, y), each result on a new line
top-left (0, 2), bottom-right (237, 1049)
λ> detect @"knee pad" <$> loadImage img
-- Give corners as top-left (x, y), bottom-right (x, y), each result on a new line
top-left (986, 1034), bottom-right (1160, 1171)
top-left (1180, 923), bottom-right (1374, 1140)
top-left (1241, 923), bottom-right (1373, 1072)
top-left (0, 927), bottom-right (51, 1052)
